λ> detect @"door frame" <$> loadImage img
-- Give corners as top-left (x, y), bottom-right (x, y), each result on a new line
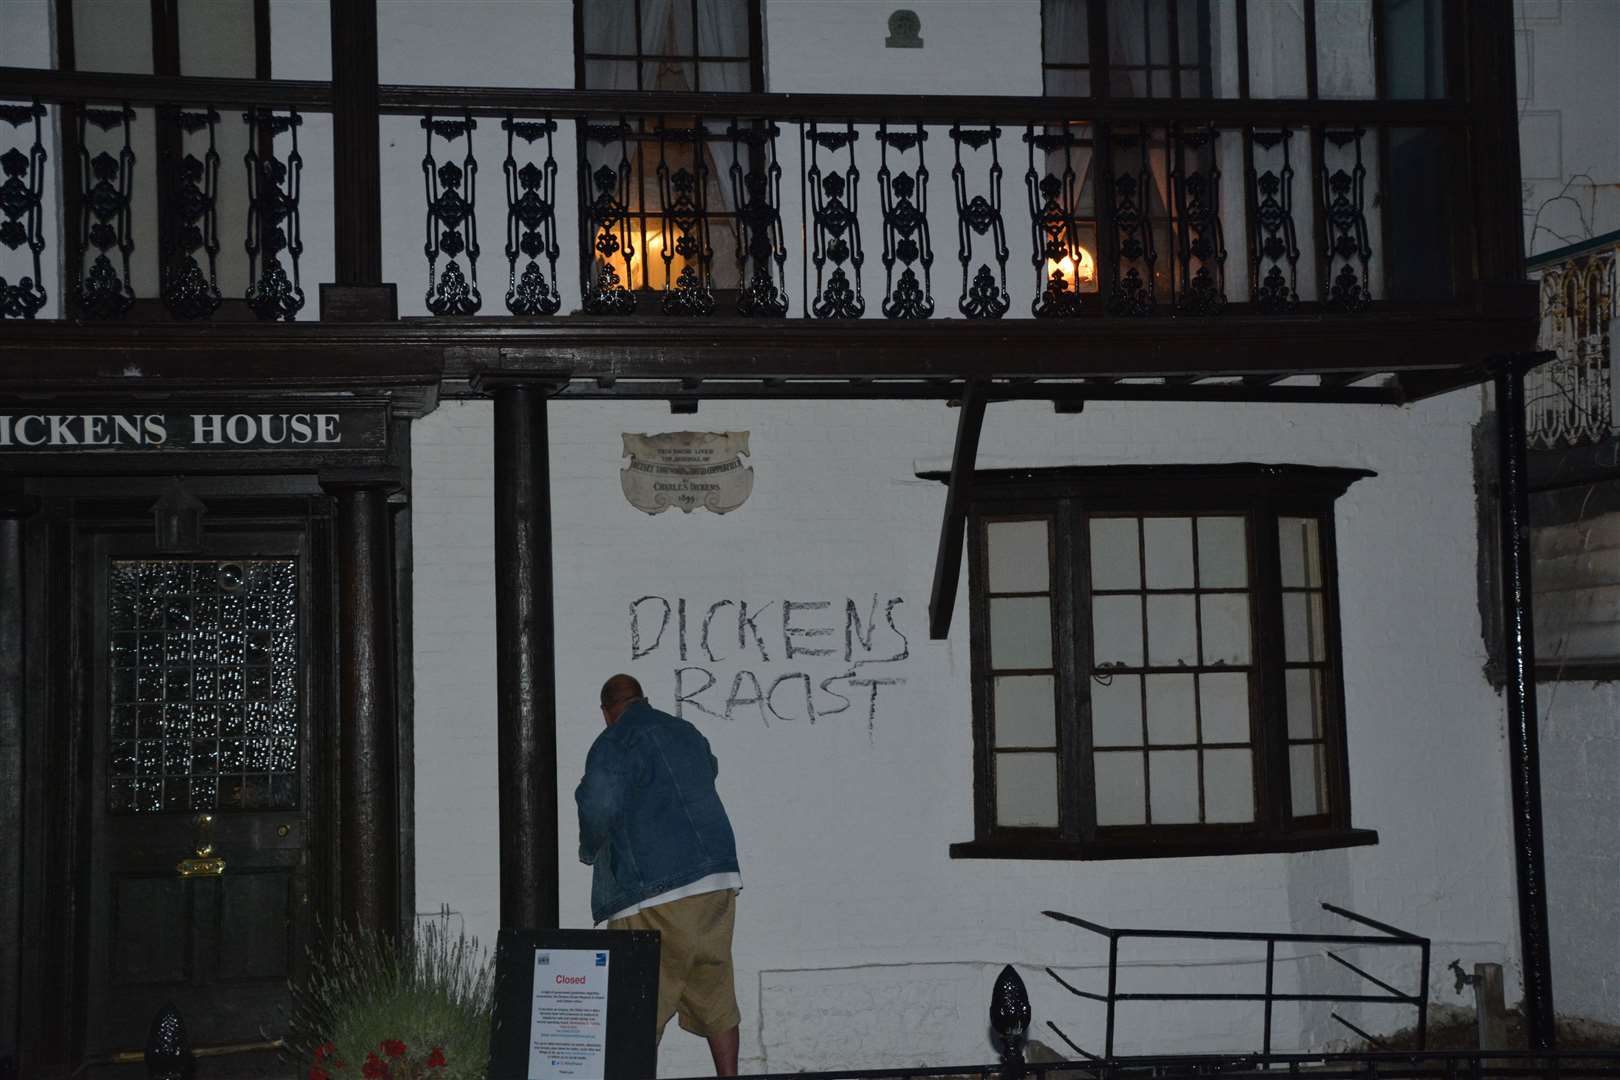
top-left (7, 469), bottom-right (409, 1073)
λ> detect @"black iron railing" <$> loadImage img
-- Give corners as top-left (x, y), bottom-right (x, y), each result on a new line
top-left (0, 71), bottom-right (1471, 323)
top-left (1039, 903), bottom-right (1431, 1059)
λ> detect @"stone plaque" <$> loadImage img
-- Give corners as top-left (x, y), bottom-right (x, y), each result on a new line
top-left (621, 431), bottom-right (753, 515)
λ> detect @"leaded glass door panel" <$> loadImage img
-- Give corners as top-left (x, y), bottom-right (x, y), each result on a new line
top-left (84, 528), bottom-right (316, 1073)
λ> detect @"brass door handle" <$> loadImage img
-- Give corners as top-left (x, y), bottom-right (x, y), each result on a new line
top-left (176, 813), bottom-right (226, 877)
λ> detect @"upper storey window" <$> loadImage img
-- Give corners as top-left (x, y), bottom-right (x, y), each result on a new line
top-left (1040, 0), bottom-right (1446, 101)
top-left (578, 0), bottom-right (764, 93)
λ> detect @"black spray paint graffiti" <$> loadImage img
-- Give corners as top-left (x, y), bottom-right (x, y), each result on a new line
top-left (628, 595), bottom-right (910, 736)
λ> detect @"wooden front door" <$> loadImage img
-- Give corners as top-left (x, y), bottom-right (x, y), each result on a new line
top-left (69, 505), bottom-right (328, 1072)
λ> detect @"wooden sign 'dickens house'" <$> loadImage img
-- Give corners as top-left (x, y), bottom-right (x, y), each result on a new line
top-left (0, 408), bottom-right (384, 452)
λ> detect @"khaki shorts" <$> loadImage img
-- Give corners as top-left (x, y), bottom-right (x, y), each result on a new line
top-left (609, 888), bottom-right (740, 1040)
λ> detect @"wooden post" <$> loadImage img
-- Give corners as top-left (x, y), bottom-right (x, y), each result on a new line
top-left (0, 488), bottom-right (34, 1052)
top-left (322, 475), bottom-right (402, 933)
top-left (322, 0), bottom-right (397, 320)
top-left (491, 383), bottom-right (560, 932)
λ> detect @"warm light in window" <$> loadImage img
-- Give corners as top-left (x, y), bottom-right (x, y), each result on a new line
top-left (1047, 246), bottom-right (1096, 284)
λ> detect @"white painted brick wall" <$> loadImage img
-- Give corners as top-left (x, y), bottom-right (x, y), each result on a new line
top-left (413, 392), bottom-right (1517, 1073)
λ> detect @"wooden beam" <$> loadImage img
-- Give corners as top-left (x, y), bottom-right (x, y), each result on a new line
top-left (0, 309), bottom-right (1536, 388)
top-left (929, 383), bottom-right (988, 640)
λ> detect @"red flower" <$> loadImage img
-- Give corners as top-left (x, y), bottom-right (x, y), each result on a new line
top-left (309, 1069), bottom-right (330, 1080)
top-left (362, 1052), bottom-right (388, 1079)
top-left (316, 1043), bottom-right (336, 1062)
top-left (382, 1040), bottom-right (407, 1059)
top-left (426, 1048), bottom-right (447, 1068)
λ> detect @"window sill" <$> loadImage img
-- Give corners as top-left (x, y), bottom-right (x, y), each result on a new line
top-left (948, 828), bottom-right (1378, 861)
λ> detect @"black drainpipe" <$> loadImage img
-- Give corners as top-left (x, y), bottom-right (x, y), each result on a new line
top-left (1495, 353), bottom-right (1555, 1050)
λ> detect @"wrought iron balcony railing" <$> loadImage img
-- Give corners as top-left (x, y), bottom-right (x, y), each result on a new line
top-left (0, 71), bottom-right (1483, 327)
top-left (1528, 232), bottom-right (1620, 450)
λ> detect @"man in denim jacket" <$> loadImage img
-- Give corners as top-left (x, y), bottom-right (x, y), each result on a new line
top-left (577, 674), bottom-right (743, 1075)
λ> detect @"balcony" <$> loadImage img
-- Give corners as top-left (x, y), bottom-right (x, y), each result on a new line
top-left (0, 2), bottom-right (1533, 404)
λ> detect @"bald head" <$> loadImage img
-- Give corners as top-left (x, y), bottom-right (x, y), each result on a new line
top-left (599, 674), bottom-right (644, 725)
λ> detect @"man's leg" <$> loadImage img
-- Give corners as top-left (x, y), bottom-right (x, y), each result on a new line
top-left (706, 1026), bottom-right (739, 1077)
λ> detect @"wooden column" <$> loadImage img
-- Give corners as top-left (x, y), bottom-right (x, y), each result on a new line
top-left (0, 487), bottom-right (34, 1052)
top-left (492, 383), bottom-right (560, 931)
top-left (1466, 0), bottom-right (1531, 308)
top-left (321, 0), bottom-right (396, 320)
top-left (321, 475), bottom-right (401, 933)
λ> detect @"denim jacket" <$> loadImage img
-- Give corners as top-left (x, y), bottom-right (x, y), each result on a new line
top-left (575, 700), bottom-right (740, 924)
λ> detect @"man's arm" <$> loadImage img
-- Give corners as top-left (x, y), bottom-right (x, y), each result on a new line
top-left (575, 736), bottom-right (627, 864)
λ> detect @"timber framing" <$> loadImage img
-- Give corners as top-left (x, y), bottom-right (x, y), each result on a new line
top-left (0, 303), bottom-right (1538, 407)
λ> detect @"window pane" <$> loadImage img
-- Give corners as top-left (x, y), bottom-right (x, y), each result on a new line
top-left (994, 675), bottom-right (1057, 748)
top-left (698, 61), bottom-right (751, 93)
top-left (1196, 516), bottom-right (1248, 587)
top-left (1043, 0), bottom-right (1091, 64)
top-left (1199, 672), bottom-right (1250, 742)
top-left (643, 0), bottom-right (696, 54)
top-left (1095, 751), bottom-right (1147, 825)
top-left (1143, 516), bottom-right (1195, 588)
top-left (1148, 749), bottom-right (1199, 823)
top-left (1045, 68), bottom-right (1092, 96)
top-left (1146, 594), bottom-right (1198, 665)
top-left (1380, 0), bottom-right (1445, 99)
top-left (1145, 674), bottom-right (1196, 744)
top-left (1092, 674), bottom-right (1144, 747)
top-left (997, 752), bottom-right (1060, 827)
top-left (644, 59), bottom-right (697, 92)
top-left (72, 0), bottom-right (155, 73)
top-left (1278, 516), bottom-right (1323, 587)
top-left (1089, 517), bottom-right (1141, 590)
top-left (1282, 591), bottom-right (1326, 662)
top-left (1092, 595), bottom-right (1144, 667)
top-left (584, 0), bottom-right (637, 52)
top-left (1246, 0), bottom-right (1309, 98)
top-left (991, 597), bottom-right (1054, 669)
top-left (1200, 592), bottom-right (1252, 665)
top-left (1285, 667), bottom-right (1324, 739)
top-left (584, 59), bottom-right (639, 90)
top-left (177, 0), bottom-right (255, 77)
top-left (108, 560), bottom-right (299, 814)
top-left (989, 519), bottom-right (1052, 593)
top-left (1290, 743), bottom-right (1326, 816)
top-left (1203, 748), bottom-right (1255, 823)
top-left (1314, 0), bottom-right (1375, 99)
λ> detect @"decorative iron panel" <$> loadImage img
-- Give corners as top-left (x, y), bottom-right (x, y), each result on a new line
top-left (108, 560), bottom-right (300, 814)
top-left (583, 120), bottom-right (637, 315)
top-left (0, 100), bottom-right (48, 320)
top-left (656, 125), bottom-right (716, 316)
top-left (243, 109), bottom-right (305, 321)
top-left (1248, 129), bottom-right (1301, 314)
top-left (1170, 127), bottom-right (1226, 315)
top-left (951, 125), bottom-right (1009, 320)
top-left (1320, 127), bottom-right (1372, 312)
top-left (74, 106), bottom-right (138, 320)
top-left (877, 123), bottom-right (934, 319)
top-left (502, 116), bottom-right (562, 317)
top-left (728, 120), bottom-right (788, 317)
top-left (806, 122), bottom-right (865, 319)
top-left (1024, 124), bottom-right (1087, 318)
top-left (160, 108), bottom-right (222, 320)
top-left (422, 113), bottom-right (482, 316)
top-left (1531, 247), bottom-right (1618, 449)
